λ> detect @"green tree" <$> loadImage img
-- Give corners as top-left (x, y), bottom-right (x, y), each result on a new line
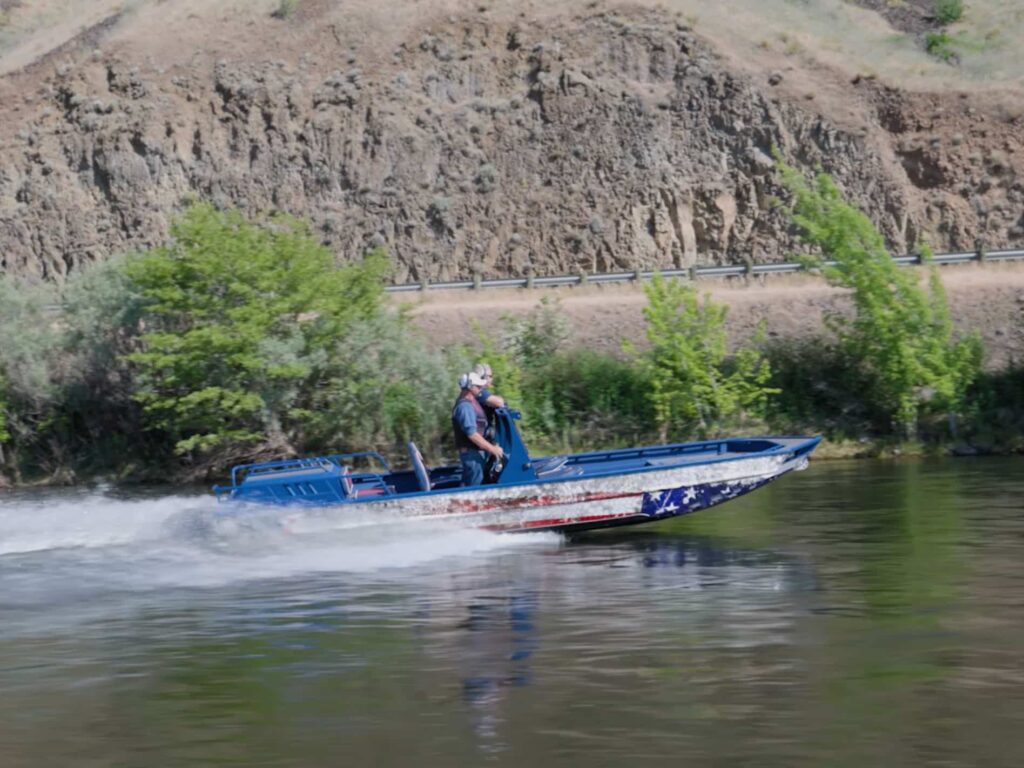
top-left (635, 275), bottom-right (776, 441)
top-left (0, 374), bottom-right (9, 445)
top-left (0, 276), bottom-right (63, 479)
top-left (300, 312), bottom-right (456, 461)
top-left (777, 160), bottom-right (982, 438)
top-left (499, 296), bottom-right (568, 434)
top-left (54, 257), bottom-right (150, 470)
top-left (123, 203), bottom-right (388, 463)
top-left (471, 323), bottom-right (525, 411)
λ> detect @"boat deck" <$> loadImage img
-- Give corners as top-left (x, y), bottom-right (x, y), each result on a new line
top-left (532, 437), bottom-right (809, 479)
top-left (214, 433), bottom-right (820, 507)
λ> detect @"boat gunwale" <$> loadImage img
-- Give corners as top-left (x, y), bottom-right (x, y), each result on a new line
top-left (221, 435), bottom-right (821, 507)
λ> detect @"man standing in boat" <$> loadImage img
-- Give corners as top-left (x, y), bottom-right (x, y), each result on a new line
top-left (453, 371), bottom-right (505, 487)
top-left (473, 362), bottom-right (505, 439)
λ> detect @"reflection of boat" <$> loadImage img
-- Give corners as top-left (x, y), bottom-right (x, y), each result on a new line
top-left (212, 409), bottom-right (820, 533)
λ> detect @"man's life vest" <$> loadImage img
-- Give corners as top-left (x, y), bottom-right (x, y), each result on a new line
top-left (452, 394), bottom-right (488, 451)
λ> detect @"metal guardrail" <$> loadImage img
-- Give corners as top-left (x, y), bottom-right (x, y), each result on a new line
top-left (36, 247), bottom-right (1024, 313)
top-left (385, 247), bottom-right (1024, 293)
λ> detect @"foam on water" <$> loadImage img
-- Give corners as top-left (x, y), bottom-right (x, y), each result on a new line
top-left (0, 490), bottom-right (561, 598)
top-left (0, 491), bottom-right (197, 556)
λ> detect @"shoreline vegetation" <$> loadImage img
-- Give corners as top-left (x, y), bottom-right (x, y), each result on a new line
top-left (1, 165), bottom-right (1022, 488)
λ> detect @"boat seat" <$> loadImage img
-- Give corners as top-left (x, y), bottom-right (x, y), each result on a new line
top-left (354, 485), bottom-right (395, 498)
top-left (537, 464), bottom-right (584, 480)
top-left (534, 456), bottom-right (569, 477)
top-left (340, 465), bottom-right (355, 497)
top-left (408, 441), bottom-right (431, 492)
top-left (429, 470), bottom-right (463, 489)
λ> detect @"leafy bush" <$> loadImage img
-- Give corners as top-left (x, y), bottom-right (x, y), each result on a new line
top-left (0, 276), bottom-right (63, 477)
top-left (500, 296), bottom-right (568, 435)
top-left (777, 159), bottom-right (982, 438)
top-left (925, 32), bottom-right (957, 62)
top-left (529, 349), bottom-right (652, 450)
top-left (123, 203), bottom-right (388, 465)
top-left (299, 312), bottom-right (456, 463)
top-left (272, 0), bottom-right (299, 20)
top-left (0, 374), bottom-right (9, 445)
top-left (464, 299), bottom-right (651, 451)
top-left (764, 337), bottom-right (875, 438)
top-left (960, 367), bottom-right (1024, 452)
top-left (53, 257), bottom-right (151, 470)
top-left (632, 274), bottom-right (777, 441)
top-left (470, 322), bottom-right (525, 413)
top-left (934, 0), bottom-right (964, 25)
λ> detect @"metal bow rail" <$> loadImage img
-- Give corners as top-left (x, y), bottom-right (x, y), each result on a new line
top-left (385, 247), bottom-right (1024, 293)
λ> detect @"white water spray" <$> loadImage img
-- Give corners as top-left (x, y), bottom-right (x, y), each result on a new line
top-left (0, 489), bottom-right (559, 592)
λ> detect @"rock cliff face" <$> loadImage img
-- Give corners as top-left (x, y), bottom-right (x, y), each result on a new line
top-left (0, 4), bottom-right (1021, 281)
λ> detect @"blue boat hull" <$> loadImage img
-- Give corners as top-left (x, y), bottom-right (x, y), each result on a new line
top-left (213, 410), bottom-right (821, 534)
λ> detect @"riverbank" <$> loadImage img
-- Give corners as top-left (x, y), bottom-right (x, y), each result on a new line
top-left (4, 227), bottom-right (1022, 491)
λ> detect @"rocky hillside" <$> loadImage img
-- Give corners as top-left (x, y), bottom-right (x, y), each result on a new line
top-left (0, 0), bottom-right (1021, 282)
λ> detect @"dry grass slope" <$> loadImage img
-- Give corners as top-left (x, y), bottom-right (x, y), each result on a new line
top-left (0, 0), bottom-right (1022, 86)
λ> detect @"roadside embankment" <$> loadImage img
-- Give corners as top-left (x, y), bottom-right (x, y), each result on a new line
top-left (401, 262), bottom-right (1024, 370)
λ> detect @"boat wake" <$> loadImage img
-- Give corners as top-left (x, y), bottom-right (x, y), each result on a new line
top-left (0, 489), bottom-right (559, 600)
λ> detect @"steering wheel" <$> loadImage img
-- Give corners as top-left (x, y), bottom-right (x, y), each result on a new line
top-left (484, 452), bottom-right (506, 484)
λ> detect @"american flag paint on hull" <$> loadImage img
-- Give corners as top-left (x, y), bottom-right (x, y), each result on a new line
top-left (214, 408), bottom-right (821, 534)
top-left (341, 450), bottom-right (806, 533)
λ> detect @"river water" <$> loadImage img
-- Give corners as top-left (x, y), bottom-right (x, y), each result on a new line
top-left (1, 457), bottom-right (1023, 767)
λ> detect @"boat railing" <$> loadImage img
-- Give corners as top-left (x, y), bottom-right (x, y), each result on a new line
top-left (555, 438), bottom-right (782, 466)
top-left (324, 451), bottom-right (392, 473)
top-left (225, 456), bottom-right (338, 488)
top-left (223, 450), bottom-right (391, 489)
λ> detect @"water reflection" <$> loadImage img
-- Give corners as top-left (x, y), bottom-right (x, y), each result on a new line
top-left (454, 592), bottom-right (537, 752)
top-left (2, 458), bottom-right (1024, 766)
top-left (399, 532), bottom-right (816, 756)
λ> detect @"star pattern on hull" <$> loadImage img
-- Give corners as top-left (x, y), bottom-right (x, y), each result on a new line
top-left (639, 475), bottom-right (777, 519)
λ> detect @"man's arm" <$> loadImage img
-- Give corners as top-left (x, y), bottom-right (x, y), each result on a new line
top-left (468, 431), bottom-right (504, 458)
top-left (477, 388), bottom-right (505, 409)
top-left (456, 401), bottom-right (504, 457)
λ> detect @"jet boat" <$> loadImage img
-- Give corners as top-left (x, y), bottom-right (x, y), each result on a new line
top-left (212, 409), bottom-right (821, 533)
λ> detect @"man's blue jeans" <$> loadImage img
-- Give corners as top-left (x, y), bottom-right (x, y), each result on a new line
top-left (459, 449), bottom-right (487, 487)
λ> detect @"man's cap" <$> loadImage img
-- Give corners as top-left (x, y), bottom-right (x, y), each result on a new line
top-left (473, 362), bottom-right (493, 378)
top-left (460, 371), bottom-right (487, 389)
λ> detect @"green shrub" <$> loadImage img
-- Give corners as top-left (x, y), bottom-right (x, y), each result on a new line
top-left (499, 296), bottom-right (568, 435)
top-left (925, 32), bottom-right (957, 62)
top-left (299, 312), bottom-right (456, 463)
top-left (777, 159), bottom-right (983, 438)
top-left (471, 322), bottom-right (525, 413)
top-left (632, 274), bottom-right (777, 441)
top-left (531, 349), bottom-right (652, 449)
top-left (961, 367), bottom-right (1024, 452)
top-left (46, 257), bottom-right (158, 475)
top-left (0, 375), bottom-right (9, 445)
top-left (272, 0), bottom-right (298, 20)
top-left (123, 203), bottom-right (388, 465)
top-left (764, 337), bottom-right (875, 438)
top-left (463, 299), bottom-right (652, 452)
top-left (934, 0), bottom-right (964, 25)
top-left (0, 276), bottom-right (63, 477)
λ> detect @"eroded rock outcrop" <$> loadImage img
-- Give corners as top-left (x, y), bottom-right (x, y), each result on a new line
top-left (0, 7), bottom-right (1020, 281)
